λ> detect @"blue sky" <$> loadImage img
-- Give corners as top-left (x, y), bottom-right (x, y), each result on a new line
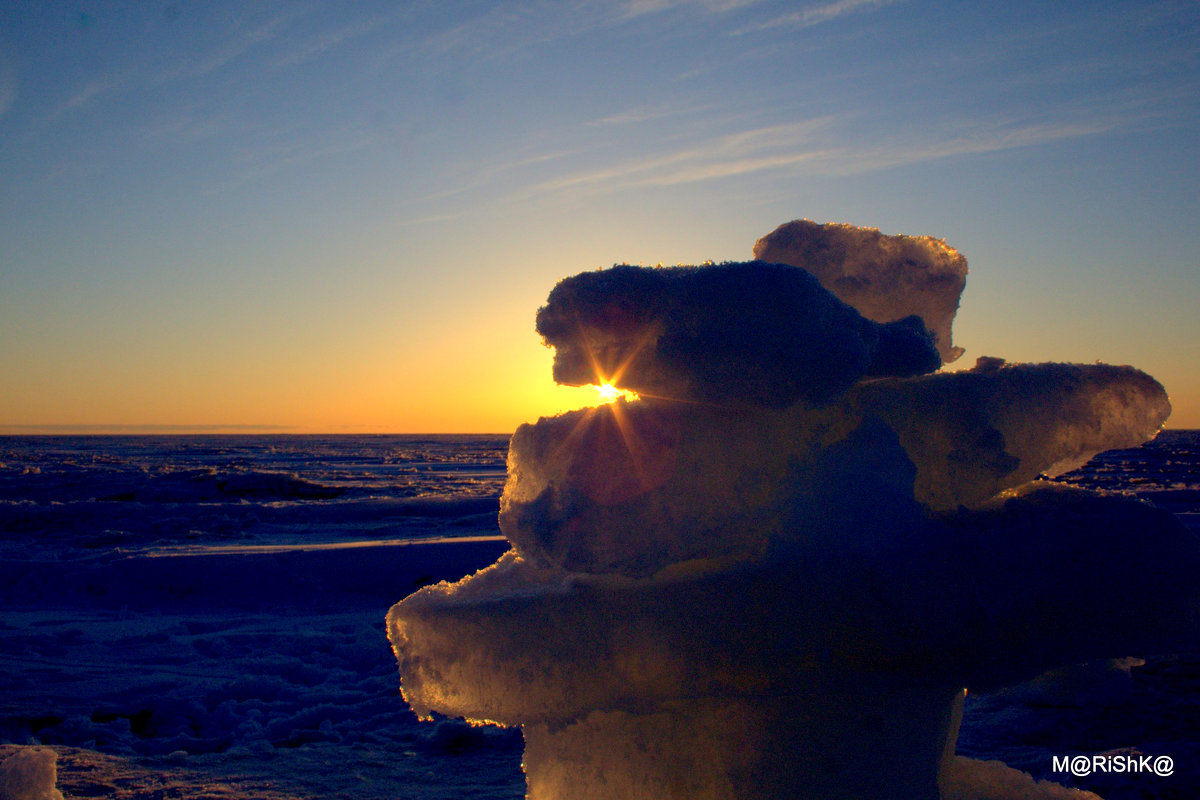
top-left (2, 0), bottom-right (1198, 431)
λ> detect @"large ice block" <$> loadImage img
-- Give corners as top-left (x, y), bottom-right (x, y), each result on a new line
top-left (392, 485), bottom-right (1199, 725)
top-left (389, 221), bottom-right (1194, 800)
top-left (535, 261), bottom-right (941, 407)
top-left (499, 361), bottom-right (1169, 576)
top-left (855, 358), bottom-right (1173, 510)
top-left (753, 219), bottom-right (968, 362)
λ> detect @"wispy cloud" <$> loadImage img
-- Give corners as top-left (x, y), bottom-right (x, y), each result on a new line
top-left (421, 147), bottom-right (584, 207)
top-left (398, 210), bottom-right (465, 227)
top-left (528, 118), bottom-right (836, 194)
top-left (523, 113), bottom-right (1119, 198)
top-left (48, 73), bottom-right (125, 119)
top-left (270, 8), bottom-right (403, 69)
top-left (157, 5), bottom-right (312, 82)
top-left (40, 7), bottom-right (313, 129)
top-left (828, 118), bottom-right (1118, 175)
top-left (207, 124), bottom-right (378, 195)
top-left (745, 0), bottom-right (898, 31)
top-left (138, 106), bottom-right (234, 148)
top-left (641, 149), bottom-right (836, 185)
top-left (587, 102), bottom-right (712, 127)
top-left (618, 0), bottom-right (766, 19)
top-left (415, 3), bottom-right (595, 60)
top-left (409, 0), bottom-right (763, 64)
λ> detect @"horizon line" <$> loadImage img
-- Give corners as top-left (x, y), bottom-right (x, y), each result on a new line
top-left (0, 425), bottom-right (514, 436)
top-left (2, 425), bottom-right (1196, 437)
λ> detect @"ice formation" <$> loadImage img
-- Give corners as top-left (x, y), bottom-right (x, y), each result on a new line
top-left (753, 219), bottom-right (968, 362)
top-left (536, 261), bottom-right (941, 407)
top-left (389, 220), bottom-right (1196, 799)
top-left (0, 748), bottom-right (64, 800)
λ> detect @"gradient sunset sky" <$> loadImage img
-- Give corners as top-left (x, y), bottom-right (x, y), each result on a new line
top-left (2, 1), bottom-right (1197, 433)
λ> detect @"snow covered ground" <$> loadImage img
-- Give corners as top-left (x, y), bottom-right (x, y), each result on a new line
top-left (0, 541), bottom-right (523, 799)
top-left (0, 436), bottom-right (524, 798)
top-left (2, 433), bottom-right (1200, 798)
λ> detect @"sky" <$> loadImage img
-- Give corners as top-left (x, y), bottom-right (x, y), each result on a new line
top-left (1, 0), bottom-right (1197, 433)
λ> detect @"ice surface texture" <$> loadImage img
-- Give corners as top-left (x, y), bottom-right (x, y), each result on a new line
top-left (753, 219), bottom-right (968, 362)
top-left (0, 748), bottom-right (64, 800)
top-left (499, 361), bottom-right (1170, 576)
top-left (536, 260), bottom-right (941, 406)
top-left (389, 219), bottom-right (1189, 800)
top-left (396, 486), bottom-right (1198, 724)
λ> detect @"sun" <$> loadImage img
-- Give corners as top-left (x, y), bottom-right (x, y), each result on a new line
top-left (596, 383), bottom-right (624, 403)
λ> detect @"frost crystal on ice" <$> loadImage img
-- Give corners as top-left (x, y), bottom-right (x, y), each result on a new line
top-left (389, 220), bottom-right (1191, 800)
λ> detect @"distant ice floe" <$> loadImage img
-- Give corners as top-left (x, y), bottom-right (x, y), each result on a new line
top-left (390, 219), bottom-right (1189, 800)
top-left (0, 436), bottom-right (508, 560)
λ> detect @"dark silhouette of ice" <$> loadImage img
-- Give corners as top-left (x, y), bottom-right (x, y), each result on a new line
top-left (390, 220), bottom-right (1190, 800)
top-left (537, 260), bottom-right (941, 407)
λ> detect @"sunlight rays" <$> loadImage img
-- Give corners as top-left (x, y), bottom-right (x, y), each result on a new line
top-left (550, 318), bottom-right (675, 500)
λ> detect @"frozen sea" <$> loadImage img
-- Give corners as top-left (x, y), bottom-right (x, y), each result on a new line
top-left (1, 432), bottom-right (1199, 799)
